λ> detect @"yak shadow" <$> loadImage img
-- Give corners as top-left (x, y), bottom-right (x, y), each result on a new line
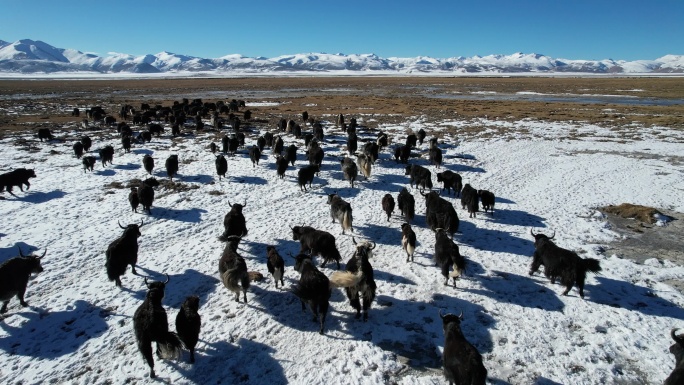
top-left (318, 185), bottom-right (361, 199)
top-left (458, 221), bottom-right (535, 257)
top-left (248, 284), bottom-right (345, 335)
top-left (131, 148), bottom-right (153, 156)
top-left (113, 162), bottom-right (141, 171)
top-left (0, 299), bottom-right (109, 358)
top-left (492, 196), bottom-right (516, 205)
top-left (333, 293), bottom-right (495, 373)
top-left (171, 337), bottom-right (286, 384)
top-left (362, 173), bottom-right (412, 192)
top-left (442, 162), bottom-right (486, 174)
top-left (179, 174), bottom-right (214, 184)
top-left (150, 207), bottom-right (207, 223)
top-left (164, 269), bottom-right (220, 309)
top-left (16, 190), bottom-right (66, 204)
top-left (234, 176), bottom-right (268, 185)
top-left (372, 268), bottom-right (417, 285)
top-left (95, 169), bottom-right (116, 176)
top-left (354, 223), bottom-right (399, 247)
top-left (591, 276), bottom-right (684, 319)
top-left (482, 208), bottom-right (546, 228)
top-left (0, 241), bottom-right (39, 264)
top-left (466, 270), bottom-right (565, 312)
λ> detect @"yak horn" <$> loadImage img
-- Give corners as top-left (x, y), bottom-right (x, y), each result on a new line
top-left (549, 231), bottom-right (556, 240)
top-left (163, 273), bottom-right (170, 284)
top-left (530, 228), bottom-right (537, 237)
top-left (243, 199), bottom-right (247, 208)
top-left (144, 277), bottom-right (151, 288)
top-left (439, 309), bottom-right (445, 319)
top-left (139, 219), bottom-right (145, 228)
top-left (39, 248), bottom-right (47, 259)
top-left (118, 220), bottom-right (127, 229)
top-left (227, 200), bottom-right (232, 207)
top-left (672, 329), bottom-right (684, 345)
top-left (458, 310), bottom-right (464, 320)
top-left (368, 241), bottom-right (376, 250)
top-left (352, 237), bottom-right (357, 245)
top-left (18, 247), bottom-right (25, 258)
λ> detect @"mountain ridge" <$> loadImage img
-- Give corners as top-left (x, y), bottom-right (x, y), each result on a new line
top-left (0, 38), bottom-right (682, 75)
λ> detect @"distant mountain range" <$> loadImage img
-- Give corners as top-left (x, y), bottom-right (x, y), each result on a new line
top-left (0, 39), bottom-right (682, 76)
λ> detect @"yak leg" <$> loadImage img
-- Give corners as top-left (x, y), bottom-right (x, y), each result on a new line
top-left (347, 289), bottom-right (361, 319)
top-left (362, 294), bottom-right (372, 322)
top-left (138, 339), bottom-right (156, 378)
top-left (130, 264), bottom-right (137, 275)
top-left (318, 300), bottom-right (329, 334)
top-left (188, 347), bottom-right (195, 364)
top-left (529, 251), bottom-right (543, 276)
top-left (300, 300), bottom-right (307, 312)
top-left (242, 289), bottom-right (248, 303)
top-left (576, 274), bottom-right (586, 299)
top-left (17, 288), bottom-right (28, 307)
top-left (441, 264), bottom-right (450, 286)
top-left (0, 301), bottom-right (9, 313)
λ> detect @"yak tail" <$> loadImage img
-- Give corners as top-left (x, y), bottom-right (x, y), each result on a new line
top-left (582, 258), bottom-right (602, 274)
top-left (342, 210), bottom-right (353, 232)
top-left (157, 331), bottom-right (183, 360)
top-left (406, 242), bottom-right (415, 258)
top-left (450, 256), bottom-right (467, 277)
top-left (329, 270), bottom-right (364, 288)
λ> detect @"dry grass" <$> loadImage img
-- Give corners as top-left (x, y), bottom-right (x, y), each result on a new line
top-left (601, 203), bottom-right (663, 224)
top-left (1, 77), bottom-right (683, 139)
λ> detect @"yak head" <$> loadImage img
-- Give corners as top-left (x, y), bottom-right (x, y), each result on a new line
top-left (228, 200), bottom-right (246, 214)
top-left (18, 247), bottom-right (46, 275)
top-left (290, 225), bottom-right (314, 241)
top-left (119, 220), bottom-right (144, 238)
top-left (404, 164), bottom-right (412, 175)
top-left (144, 274), bottom-right (170, 302)
top-left (352, 237), bottom-right (376, 260)
top-left (291, 252), bottom-right (313, 273)
top-left (401, 223), bottom-right (413, 234)
top-left (182, 295), bottom-right (200, 313)
top-left (670, 329), bottom-right (684, 365)
top-left (327, 193), bottom-right (341, 205)
top-left (530, 229), bottom-right (555, 247)
top-left (439, 309), bottom-right (464, 334)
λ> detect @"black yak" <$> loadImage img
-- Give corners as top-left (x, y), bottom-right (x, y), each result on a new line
top-left (340, 157), bottom-right (358, 188)
top-left (175, 295), bottom-right (201, 364)
top-left (266, 246), bottom-right (285, 289)
top-left (291, 253), bottom-right (331, 335)
top-left (218, 201), bottom-right (248, 241)
top-left (0, 248), bottom-right (46, 313)
top-left (165, 155), bottom-right (179, 180)
top-left (381, 193), bottom-right (395, 221)
top-left (434, 228), bottom-right (466, 286)
top-left (401, 223), bottom-right (417, 262)
top-left (99, 145), bottom-right (114, 167)
top-left (105, 220), bottom-right (144, 287)
top-left (529, 230), bottom-right (602, 299)
top-left (0, 168), bottom-right (37, 196)
top-left (133, 275), bottom-right (182, 378)
top-left (440, 310), bottom-right (488, 385)
top-left (666, 328), bottom-right (684, 385)
top-left (297, 165), bottom-right (319, 192)
top-left (340, 239), bottom-right (377, 321)
top-left (215, 154), bottom-right (228, 180)
top-left (82, 156), bottom-right (96, 173)
top-left (142, 154), bottom-right (154, 175)
top-left (291, 226), bottom-right (341, 269)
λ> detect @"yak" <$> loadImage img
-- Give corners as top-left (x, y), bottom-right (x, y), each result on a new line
top-left (105, 220), bottom-right (144, 287)
top-left (529, 230), bottom-right (602, 299)
top-left (0, 247), bottom-right (46, 313)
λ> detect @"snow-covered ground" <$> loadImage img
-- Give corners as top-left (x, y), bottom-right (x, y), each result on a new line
top-left (1, 111), bottom-right (683, 384)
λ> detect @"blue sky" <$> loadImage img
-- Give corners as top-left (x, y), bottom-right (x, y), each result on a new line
top-left (1, 0), bottom-right (681, 60)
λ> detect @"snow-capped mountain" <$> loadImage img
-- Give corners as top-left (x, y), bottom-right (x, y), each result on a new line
top-left (0, 38), bottom-right (682, 75)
